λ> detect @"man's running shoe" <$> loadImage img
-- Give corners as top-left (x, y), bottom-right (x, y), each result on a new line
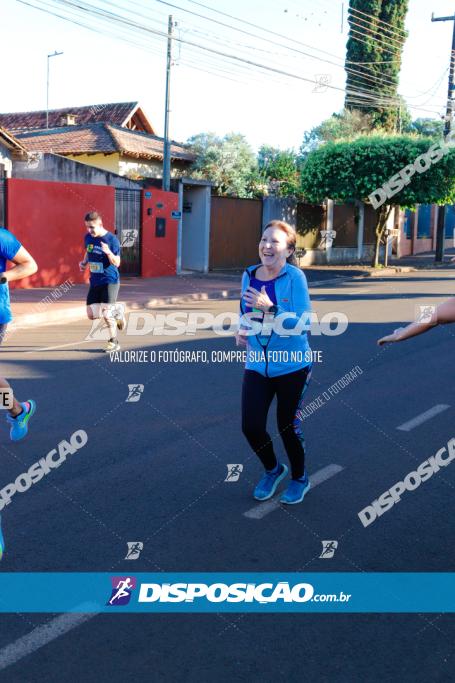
top-left (6, 400), bottom-right (36, 442)
top-left (113, 304), bottom-right (126, 331)
top-left (280, 473), bottom-right (311, 505)
top-left (105, 338), bottom-right (120, 353)
top-left (253, 463), bottom-right (288, 501)
top-left (0, 515), bottom-right (4, 561)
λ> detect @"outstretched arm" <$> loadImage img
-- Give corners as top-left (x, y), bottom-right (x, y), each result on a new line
top-left (378, 298), bottom-right (455, 346)
top-left (3, 246), bottom-right (37, 282)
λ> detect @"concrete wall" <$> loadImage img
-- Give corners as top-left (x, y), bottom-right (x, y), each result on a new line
top-left (141, 187), bottom-right (179, 277)
top-left (180, 184), bottom-right (210, 272)
top-left (398, 205), bottom-right (439, 257)
top-left (0, 142), bottom-right (13, 177)
top-left (65, 152), bottom-right (189, 179)
top-left (299, 244), bottom-right (387, 266)
top-left (7, 177), bottom-right (114, 288)
top-left (13, 153), bottom-right (142, 189)
top-left (262, 197), bottom-right (297, 231)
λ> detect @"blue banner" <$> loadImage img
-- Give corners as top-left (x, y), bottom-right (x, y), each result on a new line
top-left (0, 573), bottom-right (453, 612)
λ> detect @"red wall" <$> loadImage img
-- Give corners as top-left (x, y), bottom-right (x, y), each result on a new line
top-left (141, 187), bottom-right (179, 277)
top-left (7, 178), bottom-right (114, 288)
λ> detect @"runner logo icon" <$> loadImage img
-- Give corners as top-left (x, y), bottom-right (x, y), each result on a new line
top-left (126, 385), bottom-right (144, 402)
top-left (225, 464), bottom-right (244, 482)
top-left (319, 540), bottom-right (338, 559)
top-left (125, 542), bottom-right (143, 560)
top-left (121, 229), bottom-right (138, 248)
top-left (107, 576), bottom-right (137, 606)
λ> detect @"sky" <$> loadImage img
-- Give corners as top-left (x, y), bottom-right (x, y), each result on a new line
top-left (1, 0), bottom-right (454, 151)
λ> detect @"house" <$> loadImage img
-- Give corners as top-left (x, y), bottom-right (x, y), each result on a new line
top-left (1, 104), bottom-right (209, 275)
top-left (0, 125), bottom-right (27, 178)
top-left (0, 102), bottom-right (194, 179)
top-left (13, 123), bottom-right (195, 178)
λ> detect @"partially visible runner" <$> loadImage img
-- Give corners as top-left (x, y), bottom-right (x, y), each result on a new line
top-left (0, 226), bottom-right (38, 442)
top-left (79, 211), bottom-right (125, 352)
top-left (378, 278), bottom-right (455, 346)
top-left (236, 220), bottom-right (314, 505)
top-left (0, 226), bottom-right (38, 561)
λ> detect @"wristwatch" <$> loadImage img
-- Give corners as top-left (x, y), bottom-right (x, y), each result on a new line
top-left (267, 305), bottom-right (278, 315)
top-left (0, 276), bottom-right (7, 285)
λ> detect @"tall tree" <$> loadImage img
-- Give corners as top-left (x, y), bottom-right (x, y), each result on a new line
top-left (186, 132), bottom-right (257, 198)
top-left (345, 0), bottom-right (409, 131)
top-left (300, 109), bottom-right (374, 158)
top-left (301, 136), bottom-right (455, 267)
top-left (257, 146), bottom-right (301, 197)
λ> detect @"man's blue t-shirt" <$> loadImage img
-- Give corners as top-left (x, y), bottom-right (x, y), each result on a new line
top-left (84, 232), bottom-right (120, 286)
top-left (0, 227), bottom-right (21, 324)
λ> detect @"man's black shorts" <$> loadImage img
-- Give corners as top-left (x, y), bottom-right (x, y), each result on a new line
top-left (86, 282), bottom-right (120, 306)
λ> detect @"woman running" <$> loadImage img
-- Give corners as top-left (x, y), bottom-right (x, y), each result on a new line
top-left (378, 297), bottom-right (455, 346)
top-left (236, 220), bottom-right (313, 505)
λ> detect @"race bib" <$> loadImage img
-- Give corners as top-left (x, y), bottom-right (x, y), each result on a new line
top-left (89, 262), bottom-right (104, 273)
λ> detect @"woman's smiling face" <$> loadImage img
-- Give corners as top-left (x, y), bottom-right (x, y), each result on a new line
top-left (259, 227), bottom-right (291, 268)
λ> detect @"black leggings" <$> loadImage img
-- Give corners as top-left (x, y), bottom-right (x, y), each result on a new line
top-left (241, 366), bottom-right (312, 480)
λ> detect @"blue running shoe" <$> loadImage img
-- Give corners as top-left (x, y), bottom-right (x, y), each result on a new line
top-left (280, 474), bottom-right (311, 505)
top-left (253, 463), bottom-right (288, 501)
top-left (7, 400), bottom-right (36, 442)
top-left (0, 515), bottom-right (4, 561)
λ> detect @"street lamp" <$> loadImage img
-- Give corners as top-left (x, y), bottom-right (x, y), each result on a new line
top-left (46, 51), bottom-right (64, 129)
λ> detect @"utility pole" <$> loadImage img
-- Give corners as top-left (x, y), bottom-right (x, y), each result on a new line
top-left (162, 15), bottom-right (174, 192)
top-left (431, 12), bottom-right (455, 262)
top-left (46, 51), bottom-right (63, 129)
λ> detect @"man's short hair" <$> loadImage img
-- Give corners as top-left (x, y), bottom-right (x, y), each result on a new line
top-left (84, 211), bottom-right (102, 222)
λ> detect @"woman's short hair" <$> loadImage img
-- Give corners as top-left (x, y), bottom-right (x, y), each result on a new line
top-left (264, 220), bottom-right (298, 264)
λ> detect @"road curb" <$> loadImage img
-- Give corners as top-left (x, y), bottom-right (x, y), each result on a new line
top-left (366, 266), bottom-right (417, 276)
top-left (13, 288), bottom-right (242, 328)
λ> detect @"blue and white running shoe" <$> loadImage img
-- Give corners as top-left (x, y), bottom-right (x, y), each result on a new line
top-left (280, 473), bottom-right (311, 505)
top-left (6, 400), bottom-right (36, 441)
top-left (253, 463), bottom-right (288, 501)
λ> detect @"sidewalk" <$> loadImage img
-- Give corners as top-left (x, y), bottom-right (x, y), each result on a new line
top-left (10, 257), bottom-right (455, 329)
top-left (10, 275), bottom-right (243, 328)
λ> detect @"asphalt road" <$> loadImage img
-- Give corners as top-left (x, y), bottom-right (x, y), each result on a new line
top-left (1, 270), bottom-right (455, 682)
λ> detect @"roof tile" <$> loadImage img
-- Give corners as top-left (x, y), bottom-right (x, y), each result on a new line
top-left (0, 102), bottom-right (140, 132)
top-left (16, 123), bottom-right (195, 162)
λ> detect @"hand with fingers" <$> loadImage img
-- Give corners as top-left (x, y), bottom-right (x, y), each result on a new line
top-left (242, 285), bottom-right (274, 312)
top-left (377, 327), bottom-right (406, 346)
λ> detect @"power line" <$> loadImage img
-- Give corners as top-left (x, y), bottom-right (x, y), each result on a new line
top-left (19, 0), bottom-right (350, 92)
top-left (163, 0), bottom-right (447, 103)
top-left (16, 0), bottom-right (447, 118)
top-left (349, 5), bottom-right (408, 39)
top-left (347, 26), bottom-right (404, 57)
top-left (71, 0), bottom-right (410, 97)
top-left (156, 0), bottom-right (432, 99)
top-left (348, 13), bottom-right (406, 49)
top-left (170, 0), bottom-right (448, 106)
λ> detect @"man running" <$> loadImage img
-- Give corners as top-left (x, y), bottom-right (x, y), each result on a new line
top-left (79, 211), bottom-right (125, 352)
top-left (0, 226), bottom-right (38, 442)
top-left (0, 226), bottom-right (38, 561)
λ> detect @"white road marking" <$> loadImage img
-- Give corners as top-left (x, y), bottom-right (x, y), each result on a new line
top-left (0, 604), bottom-right (98, 672)
top-left (396, 405), bottom-right (450, 432)
top-left (24, 340), bottom-right (93, 353)
top-left (243, 464), bottom-right (344, 519)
